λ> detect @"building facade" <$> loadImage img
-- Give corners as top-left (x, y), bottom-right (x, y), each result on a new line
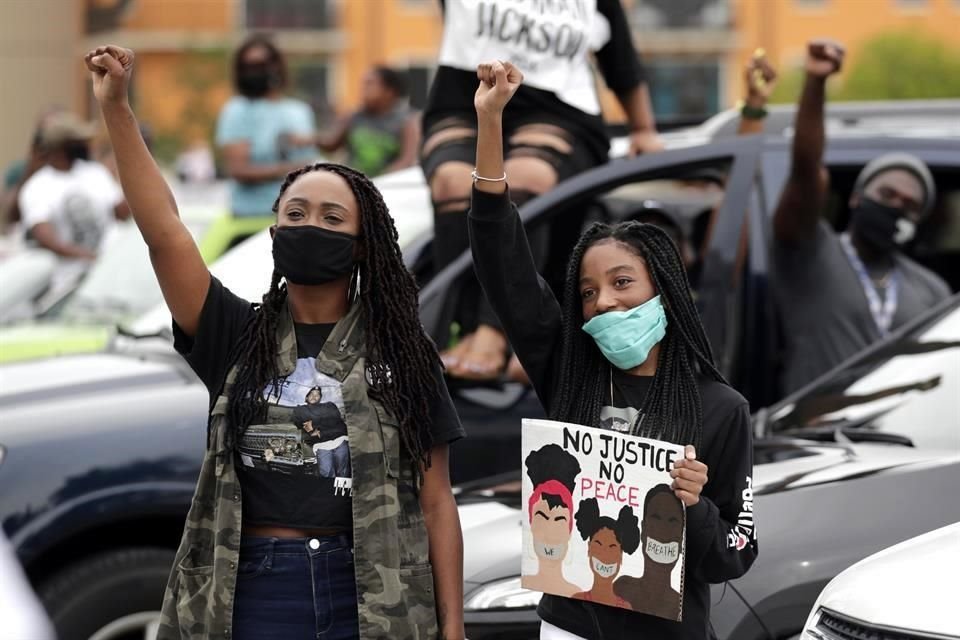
top-left (1, 0), bottom-right (957, 172)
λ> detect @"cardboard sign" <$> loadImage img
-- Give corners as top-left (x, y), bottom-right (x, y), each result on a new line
top-left (521, 419), bottom-right (686, 621)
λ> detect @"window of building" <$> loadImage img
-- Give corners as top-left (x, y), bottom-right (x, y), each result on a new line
top-left (631, 0), bottom-right (730, 29)
top-left (292, 61), bottom-right (333, 122)
top-left (245, 0), bottom-right (330, 29)
top-left (644, 58), bottom-right (722, 125)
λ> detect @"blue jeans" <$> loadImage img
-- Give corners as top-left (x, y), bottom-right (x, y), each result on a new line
top-left (233, 535), bottom-right (359, 640)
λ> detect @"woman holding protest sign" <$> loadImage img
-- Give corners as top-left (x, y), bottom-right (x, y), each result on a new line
top-left (468, 61), bottom-right (757, 639)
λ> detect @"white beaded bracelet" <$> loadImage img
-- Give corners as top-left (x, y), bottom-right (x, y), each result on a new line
top-left (471, 169), bottom-right (507, 183)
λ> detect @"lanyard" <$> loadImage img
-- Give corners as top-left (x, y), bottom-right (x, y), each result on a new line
top-left (840, 233), bottom-right (899, 335)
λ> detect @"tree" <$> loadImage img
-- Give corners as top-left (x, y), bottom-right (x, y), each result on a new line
top-left (769, 30), bottom-right (960, 104)
top-left (836, 31), bottom-right (960, 101)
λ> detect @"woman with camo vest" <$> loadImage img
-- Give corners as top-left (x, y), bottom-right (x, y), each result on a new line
top-left (86, 45), bottom-right (466, 640)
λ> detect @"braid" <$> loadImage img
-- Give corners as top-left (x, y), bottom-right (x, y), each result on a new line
top-left (550, 221), bottom-right (727, 450)
top-left (225, 270), bottom-right (287, 451)
top-left (226, 163), bottom-right (442, 472)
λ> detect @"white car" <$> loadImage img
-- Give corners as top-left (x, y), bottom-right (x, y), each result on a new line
top-left (801, 521), bottom-right (960, 639)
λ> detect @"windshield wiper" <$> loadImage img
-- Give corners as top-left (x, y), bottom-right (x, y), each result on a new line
top-left (776, 425), bottom-right (914, 447)
top-left (114, 323), bottom-right (172, 341)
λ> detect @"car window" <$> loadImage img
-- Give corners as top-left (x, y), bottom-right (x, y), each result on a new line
top-left (821, 165), bottom-right (960, 291)
top-left (768, 296), bottom-right (960, 450)
top-left (50, 218), bottom-right (210, 323)
top-left (421, 153), bottom-right (745, 402)
top-left (760, 147), bottom-right (960, 293)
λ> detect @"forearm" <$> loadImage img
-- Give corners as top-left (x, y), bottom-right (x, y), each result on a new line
top-left (792, 74), bottom-right (827, 178)
top-left (101, 103), bottom-right (184, 249)
top-left (36, 237), bottom-right (95, 259)
top-left (423, 494), bottom-right (464, 639)
top-left (475, 111), bottom-right (506, 194)
top-left (0, 189), bottom-right (20, 227)
top-left (618, 83), bottom-right (658, 133)
top-left (773, 73), bottom-right (828, 243)
top-left (229, 161), bottom-right (302, 184)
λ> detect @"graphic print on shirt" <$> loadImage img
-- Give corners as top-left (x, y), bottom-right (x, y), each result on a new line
top-left (599, 405), bottom-right (640, 433)
top-left (437, 0), bottom-right (610, 114)
top-left (236, 356), bottom-right (352, 494)
top-left (63, 190), bottom-right (107, 249)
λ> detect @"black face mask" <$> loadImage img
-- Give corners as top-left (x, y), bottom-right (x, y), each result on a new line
top-left (63, 140), bottom-right (90, 162)
top-left (272, 226), bottom-right (356, 286)
top-left (850, 196), bottom-right (917, 254)
top-left (237, 64), bottom-right (277, 98)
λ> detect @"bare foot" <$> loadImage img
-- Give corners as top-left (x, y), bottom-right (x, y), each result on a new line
top-left (506, 354), bottom-right (530, 385)
top-left (449, 324), bottom-right (508, 380)
top-left (440, 332), bottom-right (474, 371)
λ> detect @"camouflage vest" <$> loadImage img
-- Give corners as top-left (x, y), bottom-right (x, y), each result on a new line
top-left (157, 301), bottom-right (438, 639)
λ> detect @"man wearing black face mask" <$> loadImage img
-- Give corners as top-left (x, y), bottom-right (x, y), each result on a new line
top-left (17, 112), bottom-right (129, 294)
top-left (772, 40), bottom-right (950, 394)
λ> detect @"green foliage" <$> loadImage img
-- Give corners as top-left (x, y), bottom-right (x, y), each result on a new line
top-left (151, 46), bottom-right (230, 166)
top-left (768, 30), bottom-right (960, 105)
top-left (836, 31), bottom-right (960, 101)
top-left (769, 67), bottom-right (806, 105)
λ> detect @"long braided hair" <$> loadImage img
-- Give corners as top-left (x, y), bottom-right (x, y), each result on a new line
top-left (549, 221), bottom-right (726, 450)
top-left (225, 163), bottom-right (441, 470)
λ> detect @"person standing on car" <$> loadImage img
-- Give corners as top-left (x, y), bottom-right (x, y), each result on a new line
top-left (422, 0), bottom-right (664, 382)
top-left (772, 40), bottom-right (951, 394)
top-left (469, 61), bottom-right (757, 640)
top-left (217, 34), bottom-right (318, 218)
top-left (86, 45), bottom-right (466, 640)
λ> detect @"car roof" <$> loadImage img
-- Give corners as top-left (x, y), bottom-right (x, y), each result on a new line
top-left (707, 99), bottom-right (960, 139)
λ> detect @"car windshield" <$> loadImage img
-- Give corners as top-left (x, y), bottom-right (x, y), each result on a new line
top-left (768, 295), bottom-right (960, 450)
top-left (52, 218), bottom-right (210, 323)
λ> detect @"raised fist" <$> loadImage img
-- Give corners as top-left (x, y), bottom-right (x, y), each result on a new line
top-left (805, 40), bottom-right (845, 79)
top-left (745, 49), bottom-right (778, 106)
top-left (474, 61), bottom-right (523, 116)
top-left (84, 45), bottom-right (135, 106)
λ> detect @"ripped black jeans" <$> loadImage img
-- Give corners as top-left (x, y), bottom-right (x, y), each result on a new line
top-left (420, 112), bottom-right (602, 344)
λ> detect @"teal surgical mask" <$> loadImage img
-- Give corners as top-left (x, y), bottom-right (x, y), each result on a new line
top-left (582, 296), bottom-right (668, 370)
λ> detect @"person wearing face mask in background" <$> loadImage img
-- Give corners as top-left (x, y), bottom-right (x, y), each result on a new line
top-left (469, 61), bottom-right (756, 640)
top-left (16, 112), bottom-right (130, 298)
top-left (87, 45), bottom-right (466, 640)
top-left (217, 35), bottom-right (318, 218)
top-left (772, 40), bottom-right (951, 395)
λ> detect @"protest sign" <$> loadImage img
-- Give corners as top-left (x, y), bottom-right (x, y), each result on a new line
top-left (521, 418), bottom-right (686, 620)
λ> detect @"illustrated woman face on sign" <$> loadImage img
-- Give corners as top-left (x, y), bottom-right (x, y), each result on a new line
top-left (573, 498), bottom-right (641, 608)
top-left (524, 444), bottom-right (582, 597)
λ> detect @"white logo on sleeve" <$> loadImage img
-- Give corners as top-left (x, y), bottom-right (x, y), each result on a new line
top-left (726, 476), bottom-right (754, 551)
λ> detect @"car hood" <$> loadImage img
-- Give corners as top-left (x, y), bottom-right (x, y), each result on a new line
top-left (0, 323), bottom-right (112, 364)
top-left (0, 349), bottom-right (207, 543)
top-left (809, 522), bottom-right (960, 637)
top-left (0, 351), bottom-right (186, 415)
